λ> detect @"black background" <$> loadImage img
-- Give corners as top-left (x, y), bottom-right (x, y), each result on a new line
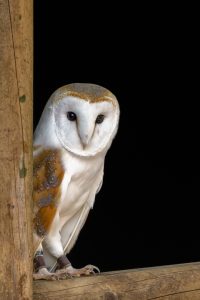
top-left (34, 2), bottom-right (199, 271)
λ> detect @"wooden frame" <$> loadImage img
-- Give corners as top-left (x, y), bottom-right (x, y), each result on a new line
top-left (0, 1), bottom-right (199, 299)
top-left (0, 0), bottom-right (33, 299)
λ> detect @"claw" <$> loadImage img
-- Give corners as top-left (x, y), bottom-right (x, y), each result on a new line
top-left (56, 268), bottom-right (73, 279)
top-left (85, 264), bottom-right (100, 274)
top-left (56, 264), bottom-right (100, 277)
top-left (33, 267), bottom-right (69, 281)
top-left (33, 272), bottom-right (58, 281)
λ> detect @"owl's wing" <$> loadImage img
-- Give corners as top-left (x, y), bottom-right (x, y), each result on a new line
top-left (44, 167), bottom-right (104, 272)
top-left (33, 146), bottom-right (65, 254)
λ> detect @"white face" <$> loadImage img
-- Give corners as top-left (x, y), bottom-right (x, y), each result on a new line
top-left (53, 96), bottom-right (119, 156)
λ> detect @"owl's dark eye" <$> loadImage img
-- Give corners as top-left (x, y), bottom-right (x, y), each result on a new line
top-left (67, 111), bottom-right (77, 121)
top-left (96, 114), bottom-right (105, 124)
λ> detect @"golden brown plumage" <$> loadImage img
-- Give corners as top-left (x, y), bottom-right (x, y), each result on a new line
top-left (33, 148), bottom-right (64, 253)
top-left (53, 83), bottom-right (117, 105)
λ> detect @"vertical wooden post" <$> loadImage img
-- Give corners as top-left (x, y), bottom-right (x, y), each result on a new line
top-left (0, 0), bottom-right (33, 299)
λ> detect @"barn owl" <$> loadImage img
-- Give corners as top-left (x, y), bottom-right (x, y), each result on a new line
top-left (33, 83), bottom-right (120, 280)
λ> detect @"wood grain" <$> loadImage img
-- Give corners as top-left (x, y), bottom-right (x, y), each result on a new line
top-left (0, 0), bottom-right (33, 299)
top-left (33, 262), bottom-right (200, 300)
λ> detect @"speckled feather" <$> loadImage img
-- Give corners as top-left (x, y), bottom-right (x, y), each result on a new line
top-left (33, 147), bottom-right (64, 251)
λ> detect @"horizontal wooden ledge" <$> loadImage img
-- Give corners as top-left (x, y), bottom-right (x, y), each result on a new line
top-left (33, 262), bottom-right (200, 300)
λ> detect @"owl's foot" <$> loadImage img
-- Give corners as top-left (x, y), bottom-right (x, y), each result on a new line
top-left (33, 268), bottom-right (71, 280)
top-left (57, 264), bottom-right (100, 277)
top-left (33, 253), bottom-right (68, 280)
top-left (33, 254), bottom-right (100, 280)
top-left (56, 255), bottom-right (100, 277)
top-left (33, 267), bottom-right (58, 280)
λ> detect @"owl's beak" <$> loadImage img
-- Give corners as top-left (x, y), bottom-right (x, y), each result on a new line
top-left (81, 134), bottom-right (90, 149)
top-left (77, 119), bottom-right (94, 150)
top-left (79, 130), bottom-right (94, 150)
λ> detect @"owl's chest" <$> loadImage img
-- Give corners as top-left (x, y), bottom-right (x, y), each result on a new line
top-left (59, 152), bottom-right (103, 219)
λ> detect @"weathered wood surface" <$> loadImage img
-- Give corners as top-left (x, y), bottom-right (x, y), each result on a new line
top-left (0, 0), bottom-right (33, 299)
top-left (33, 262), bottom-right (200, 300)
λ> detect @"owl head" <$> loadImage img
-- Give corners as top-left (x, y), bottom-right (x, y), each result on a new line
top-left (34, 83), bottom-right (120, 157)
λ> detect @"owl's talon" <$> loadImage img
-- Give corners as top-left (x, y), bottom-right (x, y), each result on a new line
top-left (84, 264), bottom-right (100, 274)
top-left (33, 267), bottom-right (70, 281)
top-left (56, 264), bottom-right (100, 277)
top-left (33, 268), bottom-right (58, 281)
